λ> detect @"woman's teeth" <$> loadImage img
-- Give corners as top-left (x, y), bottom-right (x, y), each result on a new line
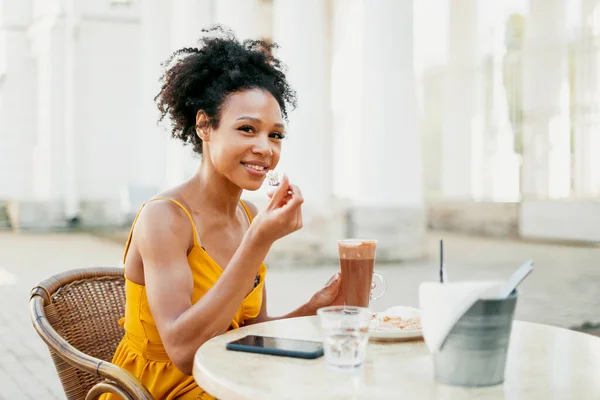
top-left (243, 163), bottom-right (265, 171)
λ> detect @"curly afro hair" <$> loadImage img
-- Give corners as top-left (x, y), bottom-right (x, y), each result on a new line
top-left (155, 25), bottom-right (297, 155)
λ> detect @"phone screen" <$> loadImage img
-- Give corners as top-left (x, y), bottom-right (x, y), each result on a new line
top-left (228, 335), bottom-right (323, 353)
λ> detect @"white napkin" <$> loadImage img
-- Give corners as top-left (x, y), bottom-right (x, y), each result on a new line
top-left (418, 280), bottom-right (504, 353)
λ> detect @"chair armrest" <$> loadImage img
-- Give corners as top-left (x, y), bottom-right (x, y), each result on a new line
top-left (86, 381), bottom-right (135, 400)
top-left (30, 293), bottom-right (154, 400)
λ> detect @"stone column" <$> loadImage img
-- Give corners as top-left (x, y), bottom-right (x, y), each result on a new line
top-left (441, 0), bottom-right (484, 200)
top-left (0, 0), bottom-right (36, 203)
top-left (164, 0), bottom-right (213, 188)
top-left (483, 7), bottom-right (521, 202)
top-left (115, 0), bottom-right (173, 221)
top-left (272, 0), bottom-right (332, 204)
top-left (214, 0), bottom-right (270, 40)
top-left (62, 0), bottom-right (79, 220)
top-left (331, 0), bottom-right (362, 200)
top-left (170, 0), bottom-right (213, 50)
top-left (25, 1), bottom-right (71, 227)
top-left (573, 0), bottom-right (600, 197)
top-left (24, 1), bottom-right (88, 225)
top-left (137, 0), bottom-right (171, 193)
top-left (353, 0), bottom-right (425, 260)
top-left (521, 0), bottom-right (571, 199)
top-left (261, 0), bottom-right (342, 263)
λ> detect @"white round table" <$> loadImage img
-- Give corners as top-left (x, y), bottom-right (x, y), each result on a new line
top-left (193, 316), bottom-right (600, 399)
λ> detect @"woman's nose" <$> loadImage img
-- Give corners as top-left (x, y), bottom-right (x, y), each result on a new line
top-left (252, 135), bottom-right (273, 156)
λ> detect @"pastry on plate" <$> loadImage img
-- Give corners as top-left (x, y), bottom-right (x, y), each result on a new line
top-left (371, 306), bottom-right (422, 331)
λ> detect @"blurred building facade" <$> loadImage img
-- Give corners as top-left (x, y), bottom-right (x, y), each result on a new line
top-left (0, 0), bottom-right (598, 262)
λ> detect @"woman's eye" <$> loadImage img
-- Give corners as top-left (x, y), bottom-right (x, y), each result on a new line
top-left (270, 132), bottom-right (286, 139)
top-left (238, 125), bottom-right (255, 133)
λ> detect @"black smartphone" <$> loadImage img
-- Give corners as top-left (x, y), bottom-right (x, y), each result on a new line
top-left (226, 335), bottom-right (324, 359)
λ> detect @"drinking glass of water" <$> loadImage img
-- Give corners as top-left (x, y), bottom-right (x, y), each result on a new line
top-left (317, 305), bottom-right (372, 370)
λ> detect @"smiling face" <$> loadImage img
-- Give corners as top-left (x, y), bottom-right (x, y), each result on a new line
top-left (198, 88), bottom-right (285, 191)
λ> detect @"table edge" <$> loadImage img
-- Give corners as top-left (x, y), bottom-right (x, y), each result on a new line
top-left (192, 317), bottom-right (600, 399)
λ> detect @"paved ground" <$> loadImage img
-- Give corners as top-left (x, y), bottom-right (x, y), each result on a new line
top-left (0, 230), bottom-right (599, 399)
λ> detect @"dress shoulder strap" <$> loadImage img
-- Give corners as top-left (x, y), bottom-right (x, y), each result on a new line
top-left (239, 200), bottom-right (254, 224)
top-left (121, 197), bottom-right (200, 264)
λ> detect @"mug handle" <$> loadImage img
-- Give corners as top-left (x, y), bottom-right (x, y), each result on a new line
top-left (370, 271), bottom-right (386, 300)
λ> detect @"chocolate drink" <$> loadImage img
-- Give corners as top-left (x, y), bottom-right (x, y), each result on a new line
top-left (340, 258), bottom-right (375, 307)
top-left (338, 240), bottom-right (378, 307)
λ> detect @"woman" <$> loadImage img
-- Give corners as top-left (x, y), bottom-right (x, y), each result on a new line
top-left (104, 27), bottom-right (342, 400)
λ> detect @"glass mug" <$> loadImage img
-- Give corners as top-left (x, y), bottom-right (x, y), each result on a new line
top-left (337, 239), bottom-right (386, 307)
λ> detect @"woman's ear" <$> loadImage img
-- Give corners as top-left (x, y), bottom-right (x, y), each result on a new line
top-left (196, 110), bottom-right (210, 141)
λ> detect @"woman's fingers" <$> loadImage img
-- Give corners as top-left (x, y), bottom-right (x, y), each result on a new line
top-left (267, 175), bottom-right (290, 209)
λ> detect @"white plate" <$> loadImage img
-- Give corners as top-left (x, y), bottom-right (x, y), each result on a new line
top-left (369, 327), bottom-right (423, 341)
top-left (369, 306), bottom-right (423, 341)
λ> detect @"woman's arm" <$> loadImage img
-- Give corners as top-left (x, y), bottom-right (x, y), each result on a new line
top-left (240, 201), bottom-right (313, 324)
top-left (245, 285), bottom-right (316, 326)
top-left (135, 201), bottom-right (272, 374)
top-left (245, 272), bottom-right (342, 325)
top-left (136, 179), bottom-right (302, 375)
top-left (241, 200), bottom-right (342, 326)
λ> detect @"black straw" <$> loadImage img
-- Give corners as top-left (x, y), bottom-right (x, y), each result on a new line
top-left (440, 239), bottom-right (444, 283)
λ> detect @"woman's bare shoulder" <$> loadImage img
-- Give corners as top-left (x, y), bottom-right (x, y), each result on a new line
top-left (134, 194), bottom-right (196, 251)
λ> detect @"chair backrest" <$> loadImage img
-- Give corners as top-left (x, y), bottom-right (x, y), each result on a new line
top-left (34, 268), bottom-right (127, 399)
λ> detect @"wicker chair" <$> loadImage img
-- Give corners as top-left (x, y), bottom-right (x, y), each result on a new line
top-left (29, 267), bottom-right (154, 400)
